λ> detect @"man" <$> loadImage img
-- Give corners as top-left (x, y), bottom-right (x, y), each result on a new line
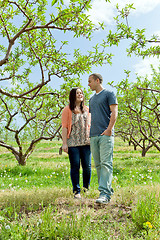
top-left (88, 73), bottom-right (118, 204)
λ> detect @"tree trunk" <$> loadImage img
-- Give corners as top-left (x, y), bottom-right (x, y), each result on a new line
top-left (142, 148), bottom-right (146, 157)
top-left (14, 152), bottom-right (26, 165)
top-left (133, 144), bottom-right (137, 151)
top-left (19, 157), bottom-right (26, 166)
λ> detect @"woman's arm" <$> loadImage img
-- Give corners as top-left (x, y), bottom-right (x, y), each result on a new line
top-left (62, 127), bottom-right (68, 153)
top-left (61, 106), bottom-right (69, 153)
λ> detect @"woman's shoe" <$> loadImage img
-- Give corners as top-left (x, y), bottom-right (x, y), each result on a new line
top-left (74, 193), bottom-right (81, 199)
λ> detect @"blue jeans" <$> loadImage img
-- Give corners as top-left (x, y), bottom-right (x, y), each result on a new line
top-left (68, 145), bottom-right (91, 194)
top-left (90, 135), bottom-right (114, 200)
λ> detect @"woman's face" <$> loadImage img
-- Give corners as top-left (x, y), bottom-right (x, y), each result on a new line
top-left (76, 88), bottom-right (83, 103)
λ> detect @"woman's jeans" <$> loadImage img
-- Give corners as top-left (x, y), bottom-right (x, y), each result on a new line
top-left (68, 145), bottom-right (91, 194)
top-left (90, 135), bottom-right (114, 200)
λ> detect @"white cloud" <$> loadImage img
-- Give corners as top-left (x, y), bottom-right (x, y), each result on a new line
top-left (116, 0), bottom-right (160, 14)
top-left (87, 0), bottom-right (114, 25)
top-left (134, 57), bottom-right (160, 78)
top-left (87, 0), bottom-right (115, 25)
top-left (64, 0), bottom-right (70, 4)
top-left (87, 0), bottom-right (160, 25)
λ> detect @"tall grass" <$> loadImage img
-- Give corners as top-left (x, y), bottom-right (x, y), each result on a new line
top-left (0, 138), bottom-right (159, 239)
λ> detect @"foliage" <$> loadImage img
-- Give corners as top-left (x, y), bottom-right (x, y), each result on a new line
top-left (107, 4), bottom-right (160, 57)
top-left (0, 1), bottom-right (160, 164)
top-left (114, 67), bottom-right (160, 156)
top-left (105, 3), bottom-right (160, 156)
top-left (0, 0), bottom-right (112, 165)
top-left (131, 193), bottom-right (160, 234)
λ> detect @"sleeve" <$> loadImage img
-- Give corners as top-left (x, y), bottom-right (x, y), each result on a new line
top-left (61, 107), bottom-right (69, 129)
top-left (108, 91), bottom-right (118, 106)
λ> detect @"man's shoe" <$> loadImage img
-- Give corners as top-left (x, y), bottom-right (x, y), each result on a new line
top-left (74, 193), bottom-right (81, 199)
top-left (82, 187), bottom-right (89, 193)
top-left (96, 196), bottom-right (110, 204)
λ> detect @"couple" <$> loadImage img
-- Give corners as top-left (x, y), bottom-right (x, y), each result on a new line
top-left (61, 73), bottom-right (118, 204)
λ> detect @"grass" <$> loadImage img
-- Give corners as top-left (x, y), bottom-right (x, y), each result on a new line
top-left (0, 137), bottom-right (160, 239)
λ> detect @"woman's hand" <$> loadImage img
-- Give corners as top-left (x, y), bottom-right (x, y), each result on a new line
top-left (62, 143), bottom-right (68, 153)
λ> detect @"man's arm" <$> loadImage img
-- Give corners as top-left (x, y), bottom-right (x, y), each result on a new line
top-left (101, 104), bottom-right (118, 136)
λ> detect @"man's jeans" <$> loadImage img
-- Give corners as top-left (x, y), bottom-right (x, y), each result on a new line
top-left (90, 135), bottom-right (114, 200)
top-left (68, 145), bottom-right (91, 194)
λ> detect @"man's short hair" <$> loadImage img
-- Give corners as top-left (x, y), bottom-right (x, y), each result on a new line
top-left (90, 73), bottom-right (103, 83)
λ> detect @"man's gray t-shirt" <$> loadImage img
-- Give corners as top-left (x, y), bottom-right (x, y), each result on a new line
top-left (89, 89), bottom-right (118, 137)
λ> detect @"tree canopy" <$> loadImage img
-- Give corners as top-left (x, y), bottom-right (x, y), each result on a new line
top-left (114, 68), bottom-right (160, 156)
top-left (108, 4), bottom-right (160, 156)
top-left (0, 0), bottom-right (112, 165)
top-left (0, 1), bottom-right (159, 164)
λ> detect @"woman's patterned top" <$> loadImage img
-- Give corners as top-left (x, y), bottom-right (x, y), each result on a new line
top-left (67, 110), bottom-right (90, 147)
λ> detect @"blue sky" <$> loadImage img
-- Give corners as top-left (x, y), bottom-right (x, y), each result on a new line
top-left (1, 0), bottom-right (160, 93)
top-left (61, 0), bottom-right (160, 92)
top-left (0, 0), bottom-right (159, 127)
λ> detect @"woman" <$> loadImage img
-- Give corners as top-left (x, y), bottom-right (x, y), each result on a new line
top-left (62, 87), bottom-right (91, 199)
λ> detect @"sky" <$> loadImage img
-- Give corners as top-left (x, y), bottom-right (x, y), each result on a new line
top-left (0, 0), bottom-right (159, 127)
top-left (1, 0), bottom-right (160, 93)
top-left (64, 0), bottom-right (160, 92)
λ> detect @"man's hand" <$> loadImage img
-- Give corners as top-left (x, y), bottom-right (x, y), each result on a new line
top-left (101, 104), bottom-right (118, 137)
top-left (101, 128), bottom-right (112, 136)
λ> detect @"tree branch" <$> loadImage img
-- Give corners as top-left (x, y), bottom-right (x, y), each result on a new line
top-left (0, 79), bottom-right (50, 99)
top-left (137, 87), bottom-right (160, 93)
top-left (0, 18), bottom-right (32, 66)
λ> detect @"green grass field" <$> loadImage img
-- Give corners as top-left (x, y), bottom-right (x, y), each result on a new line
top-left (0, 138), bottom-right (159, 239)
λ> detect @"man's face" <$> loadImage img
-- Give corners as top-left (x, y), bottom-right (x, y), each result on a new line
top-left (88, 76), bottom-right (97, 91)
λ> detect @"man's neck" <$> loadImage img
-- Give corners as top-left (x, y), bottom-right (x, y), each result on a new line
top-left (96, 85), bottom-right (104, 94)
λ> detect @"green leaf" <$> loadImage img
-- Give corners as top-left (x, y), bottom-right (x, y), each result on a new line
top-left (52, 0), bottom-right (58, 6)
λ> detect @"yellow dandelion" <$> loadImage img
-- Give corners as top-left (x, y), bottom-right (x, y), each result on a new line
top-left (145, 221), bottom-right (153, 229)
